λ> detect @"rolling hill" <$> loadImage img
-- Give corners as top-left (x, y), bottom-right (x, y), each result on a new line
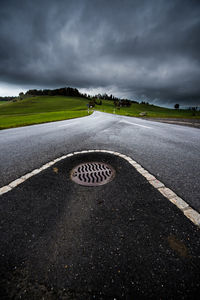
top-left (0, 95), bottom-right (199, 129)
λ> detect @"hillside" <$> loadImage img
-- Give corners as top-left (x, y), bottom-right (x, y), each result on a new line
top-left (0, 96), bottom-right (199, 129)
top-left (96, 100), bottom-right (200, 119)
top-left (0, 96), bottom-right (90, 129)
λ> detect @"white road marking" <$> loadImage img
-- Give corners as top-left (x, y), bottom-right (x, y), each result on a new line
top-left (0, 149), bottom-right (199, 228)
top-left (121, 120), bottom-right (151, 129)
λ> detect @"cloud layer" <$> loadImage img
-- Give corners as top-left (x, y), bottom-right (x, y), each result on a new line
top-left (0, 0), bottom-right (200, 105)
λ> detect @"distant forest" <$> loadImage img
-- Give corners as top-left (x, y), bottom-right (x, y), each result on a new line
top-left (0, 96), bottom-right (16, 101)
top-left (26, 87), bottom-right (83, 97)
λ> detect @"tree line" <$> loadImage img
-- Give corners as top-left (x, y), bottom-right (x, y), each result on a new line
top-left (25, 87), bottom-right (84, 97)
top-left (0, 96), bottom-right (16, 101)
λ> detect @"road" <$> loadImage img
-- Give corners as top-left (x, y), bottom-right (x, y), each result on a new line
top-left (0, 111), bottom-right (199, 211)
top-left (1, 150), bottom-right (200, 299)
top-left (1, 111), bottom-right (200, 299)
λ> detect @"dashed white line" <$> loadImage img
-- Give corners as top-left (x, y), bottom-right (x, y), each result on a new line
top-left (0, 149), bottom-right (199, 228)
top-left (121, 120), bottom-right (151, 129)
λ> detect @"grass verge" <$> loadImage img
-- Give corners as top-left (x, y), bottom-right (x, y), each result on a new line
top-left (0, 110), bottom-right (90, 129)
top-left (0, 96), bottom-right (90, 129)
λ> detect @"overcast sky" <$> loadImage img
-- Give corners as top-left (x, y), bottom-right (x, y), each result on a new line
top-left (0, 0), bottom-right (200, 107)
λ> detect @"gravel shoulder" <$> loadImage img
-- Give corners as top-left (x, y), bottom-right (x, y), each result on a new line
top-left (142, 117), bottom-right (200, 128)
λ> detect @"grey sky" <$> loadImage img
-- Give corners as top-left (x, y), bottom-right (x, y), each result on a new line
top-left (0, 0), bottom-right (200, 106)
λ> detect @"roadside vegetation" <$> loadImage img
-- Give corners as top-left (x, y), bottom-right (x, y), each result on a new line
top-left (0, 96), bottom-right (90, 129)
top-left (0, 88), bottom-right (199, 129)
top-left (95, 100), bottom-right (200, 119)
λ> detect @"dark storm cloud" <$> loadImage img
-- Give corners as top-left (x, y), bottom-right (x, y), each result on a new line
top-left (0, 0), bottom-right (200, 105)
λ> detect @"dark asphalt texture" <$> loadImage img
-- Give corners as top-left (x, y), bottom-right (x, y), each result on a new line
top-left (0, 153), bottom-right (200, 299)
top-left (0, 112), bottom-right (200, 212)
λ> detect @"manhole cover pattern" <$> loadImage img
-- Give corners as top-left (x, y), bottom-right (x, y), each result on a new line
top-left (70, 162), bottom-right (115, 186)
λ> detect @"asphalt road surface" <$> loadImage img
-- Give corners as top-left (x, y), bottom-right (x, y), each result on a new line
top-left (0, 112), bottom-right (200, 299)
top-left (0, 111), bottom-right (199, 211)
top-left (0, 152), bottom-right (200, 299)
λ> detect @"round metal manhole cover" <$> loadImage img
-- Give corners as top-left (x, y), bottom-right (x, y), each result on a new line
top-left (70, 162), bottom-right (115, 186)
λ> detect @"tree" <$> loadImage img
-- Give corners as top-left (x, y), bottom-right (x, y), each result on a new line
top-left (88, 99), bottom-right (95, 108)
top-left (19, 92), bottom-right (24, 100)
top-left (174, 104), bottom-right (179, 109)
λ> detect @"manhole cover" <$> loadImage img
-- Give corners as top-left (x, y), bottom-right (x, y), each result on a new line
top-left (70, 162), bottom-right (115, 186)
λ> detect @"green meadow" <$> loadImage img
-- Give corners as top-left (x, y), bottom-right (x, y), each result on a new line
top-left (0, 101), bottom-right (8, 105)
top-left (0, 96), bottom-right (199, 129)
top-left (96, 100), bottom-right (200, 118)
top-left (0, 96), bottom-right (90, 129)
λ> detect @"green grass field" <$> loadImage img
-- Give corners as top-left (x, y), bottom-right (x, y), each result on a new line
top-left (95, 100), bottom-right (200, 119)
top-left (0, 96), bottom-right (199, 129)
top-left (0, 101), bottom-right (8, 105)
top-left (0, 96), bottom-right (90, 129)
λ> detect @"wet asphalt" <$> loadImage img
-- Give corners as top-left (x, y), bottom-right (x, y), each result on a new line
top-left (0, 152), bottom-right (200, 299)
top-left (0, 111), bottom-right (200, 212)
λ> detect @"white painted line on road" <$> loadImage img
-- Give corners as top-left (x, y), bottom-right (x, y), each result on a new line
top-left (121, 120), bottom-right (151, 129)
top-left (0, 150), bottom-right (200, 228)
